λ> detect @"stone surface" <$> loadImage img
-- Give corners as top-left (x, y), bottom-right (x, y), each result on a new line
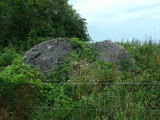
top-left (92, 40), bottom-right (135, 70)
top-left (23, 38), bottom-right (135, 74)
top-left (23, 38), bottom-right (75, 74)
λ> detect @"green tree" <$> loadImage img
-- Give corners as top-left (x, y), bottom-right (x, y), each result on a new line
top-left (0, 0), bottom-right (90, 49)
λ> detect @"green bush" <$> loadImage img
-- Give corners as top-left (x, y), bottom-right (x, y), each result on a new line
top-left (0, 47), bottom-right (19, 68)
top-left (0, 56), bottom-right (73, 119)
top-left (0, 56), bottom-right (43, 119)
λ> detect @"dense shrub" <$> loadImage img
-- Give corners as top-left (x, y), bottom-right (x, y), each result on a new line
top-left (0, 56), bottom-right (43, 119)
top-left (0, 0), bottom-right (90, 50)
top-left (0, 47), bottom-right (19, 68)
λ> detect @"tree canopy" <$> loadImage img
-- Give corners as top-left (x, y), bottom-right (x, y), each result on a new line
top-left (0, 0), bottom-right (90, 49)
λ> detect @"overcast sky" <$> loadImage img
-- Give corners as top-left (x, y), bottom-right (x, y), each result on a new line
top-left (68, 0), bottom-right (160, 42)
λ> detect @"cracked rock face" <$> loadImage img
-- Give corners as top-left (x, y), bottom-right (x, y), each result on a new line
top-left (23, 38), bottom-right (75, 74)
top-left (92, 40), bottom-right (135, 70)
top-left (92, 40), bottom-right (127, 62)
top-left (23, 38), bottom-right (135, 74)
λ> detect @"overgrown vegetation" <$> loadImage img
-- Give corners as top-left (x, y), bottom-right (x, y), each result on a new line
top-left (0, 0), bottom-right (160, 119)
top-left (0, 38), bottom-right (160, 119)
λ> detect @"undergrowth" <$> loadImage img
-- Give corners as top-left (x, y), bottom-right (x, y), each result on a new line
top-left (0, 38), bottom-right (160, 120)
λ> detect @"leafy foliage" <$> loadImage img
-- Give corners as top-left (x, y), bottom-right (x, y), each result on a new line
top-left (0, 56), bottom-right (42, 119)
top-left (0, 39), bottom-right (160, 119)
top-left (0, 47), bottom-right (19, 68)
top-left (1, 0), bottom-right (159, 119)
top-left (0, 0), bottom-right (90, 49)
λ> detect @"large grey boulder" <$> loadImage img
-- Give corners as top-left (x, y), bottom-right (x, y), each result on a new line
top-left (23, 38), bottom-right (135, 74)
top-left (92, 40), bottom-right (135, 70)
top-left (23, 38), bottom-right (75, 74)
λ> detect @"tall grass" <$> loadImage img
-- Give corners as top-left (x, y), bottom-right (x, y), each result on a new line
top-left (0, 40), bottom-right (160, 119)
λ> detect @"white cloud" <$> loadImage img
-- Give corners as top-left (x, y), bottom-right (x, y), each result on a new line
top-left (69, 0), bottom-right (160, 41)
